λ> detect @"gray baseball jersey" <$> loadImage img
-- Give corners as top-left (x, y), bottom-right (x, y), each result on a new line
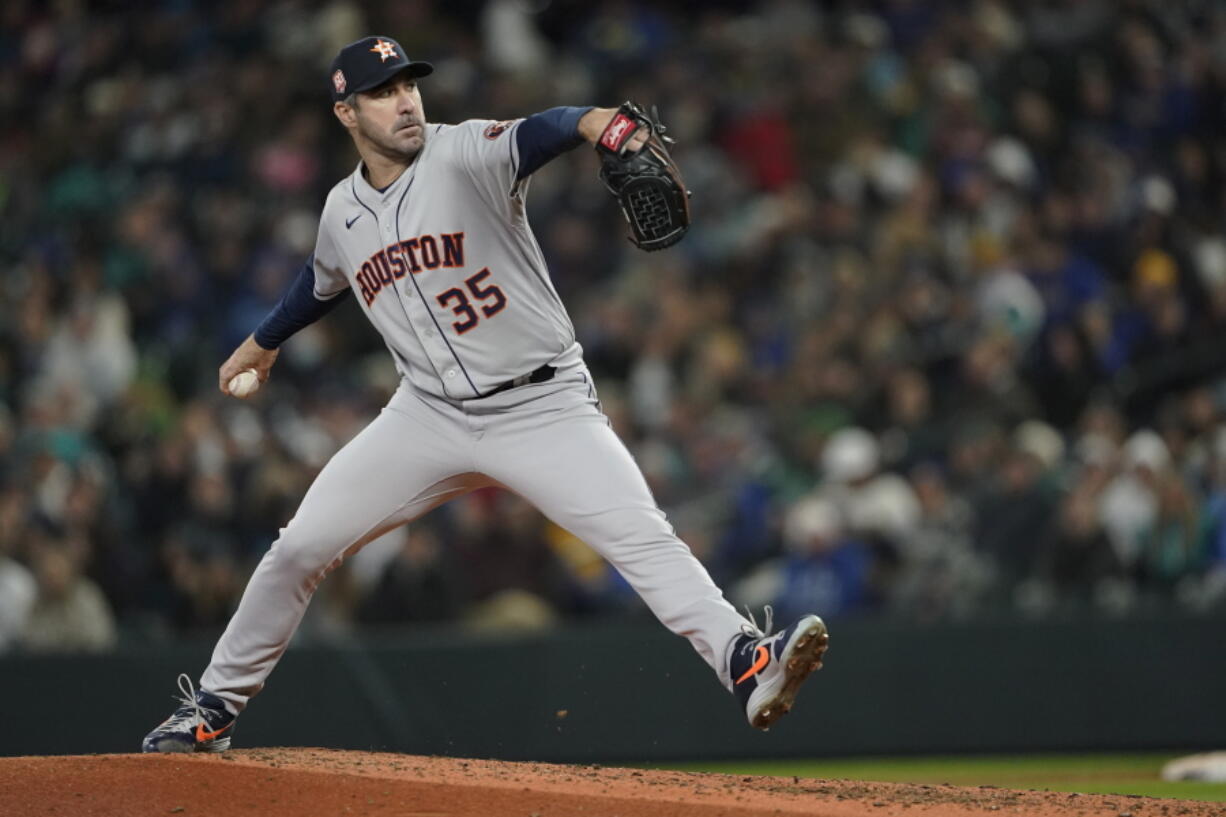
top-left (313, 119), bottom-right (580, 399)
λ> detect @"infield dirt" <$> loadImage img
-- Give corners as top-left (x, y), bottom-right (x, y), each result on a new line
top-left (1, 748), bottom-right (1221, 816)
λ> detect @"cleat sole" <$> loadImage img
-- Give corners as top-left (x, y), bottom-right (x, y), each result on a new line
top-left (750, 619), bottom-right (829, 730)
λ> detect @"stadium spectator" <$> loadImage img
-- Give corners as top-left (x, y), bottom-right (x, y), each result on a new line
top-left (20, 536), bottom-right (117, 652)
top-left (732, 495), bottom-right (874, 621)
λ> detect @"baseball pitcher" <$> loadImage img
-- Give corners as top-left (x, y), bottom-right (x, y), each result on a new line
top-left (142, 36), bottom-right (828, 753)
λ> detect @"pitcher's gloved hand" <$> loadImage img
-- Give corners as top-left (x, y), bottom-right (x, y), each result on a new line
top-left (594, 101), bottom-right (692, 252)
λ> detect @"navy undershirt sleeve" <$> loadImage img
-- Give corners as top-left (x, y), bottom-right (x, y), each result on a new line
top-left (515, 106), bottom-right (593, 180)
top-left (253, 254), bottom-right (350, 350)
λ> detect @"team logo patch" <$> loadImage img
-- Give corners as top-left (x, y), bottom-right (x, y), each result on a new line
top-left (370, 39), bottom-right (398, 62)
top-left (332, 69), bottom-right (347, 94)
top-left (484, 120), bottom-right (514, 140)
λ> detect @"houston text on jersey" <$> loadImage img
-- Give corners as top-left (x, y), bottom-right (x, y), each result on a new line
top-left (355, 231), bottom-right (466, 305)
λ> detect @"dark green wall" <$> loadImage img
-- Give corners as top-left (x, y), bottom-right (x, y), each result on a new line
top-left (3, 615), bottom-right (1223, 761)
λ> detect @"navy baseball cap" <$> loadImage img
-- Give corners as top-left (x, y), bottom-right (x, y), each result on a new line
top-left (329, 36), bottom-right (433, 102)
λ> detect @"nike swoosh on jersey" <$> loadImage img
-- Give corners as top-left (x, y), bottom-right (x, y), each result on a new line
top-left (345, 214), bottom-right (362, 229)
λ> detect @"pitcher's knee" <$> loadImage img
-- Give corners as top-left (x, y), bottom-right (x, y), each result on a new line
top-left (264, 529), bottom-right (344, 580)
top-left (597, 529), bottom-right (695, 563)
top-left (586, 506), bottom-right (678, 545)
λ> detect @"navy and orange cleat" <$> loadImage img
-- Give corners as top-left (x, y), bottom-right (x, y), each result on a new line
top-left (729, 608), bottom-right (829, 730)
top-left (142, 674), bottom-right (236, 753)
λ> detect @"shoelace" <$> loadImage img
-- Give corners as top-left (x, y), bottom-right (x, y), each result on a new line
top-left (740, 604), bottom-right (775, 642)
top-left (159, 673), bottom-right (210, 731)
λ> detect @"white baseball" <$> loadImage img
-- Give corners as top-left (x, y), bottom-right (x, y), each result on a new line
top-left (228, 369), bottom-right (260, 398)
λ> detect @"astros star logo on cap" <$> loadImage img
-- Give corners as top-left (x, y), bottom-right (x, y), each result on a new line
top-left (370, 39), bottom-right (398, 62)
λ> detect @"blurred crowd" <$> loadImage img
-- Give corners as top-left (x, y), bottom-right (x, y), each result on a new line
top-left (3, 0), bottom-right (1226, 653)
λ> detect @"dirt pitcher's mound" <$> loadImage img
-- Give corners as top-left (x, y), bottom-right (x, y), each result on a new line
top-left (1, 748), bottom-right (1220, 817)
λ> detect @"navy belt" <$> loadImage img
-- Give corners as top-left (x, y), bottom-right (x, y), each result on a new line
top-left (477, 364), bottom-right (555, 398)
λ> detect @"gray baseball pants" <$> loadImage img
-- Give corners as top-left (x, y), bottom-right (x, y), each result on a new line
top-left (200, 364), bottom-right (748, 712)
